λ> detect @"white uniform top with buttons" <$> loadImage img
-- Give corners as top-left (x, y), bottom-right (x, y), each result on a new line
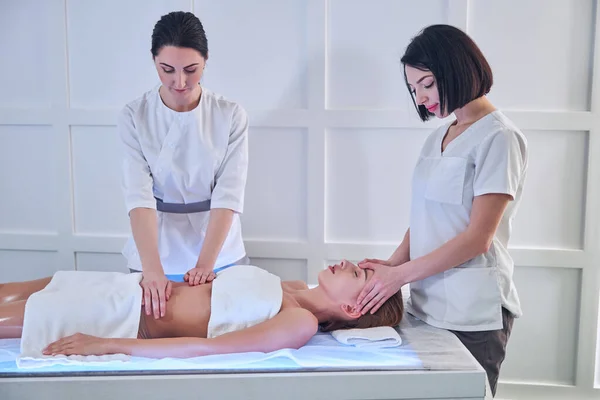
top-left (406, 110), bottom-right (527, 332)
top-left (117, 85), bottom-right (248, 275)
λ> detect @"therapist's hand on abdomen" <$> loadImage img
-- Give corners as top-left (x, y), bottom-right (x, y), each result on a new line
top-left (184, 265), bottom-right (216, 286)
top-left (140, 270), bottom-right (172, 319)
top-left (356, 262), bottom-right (405, 315)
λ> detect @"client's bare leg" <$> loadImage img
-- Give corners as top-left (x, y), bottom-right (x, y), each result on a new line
top-left (0, 300), bottom-right (26, 339)
top-left (0, 278), bottom-right (51, 304)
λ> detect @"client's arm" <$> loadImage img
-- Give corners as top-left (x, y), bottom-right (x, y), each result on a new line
top-left (44, 308), bottom-right (318, 358)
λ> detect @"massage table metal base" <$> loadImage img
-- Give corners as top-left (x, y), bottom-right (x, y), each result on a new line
top-left (2, 369), bottom-right (485, 400)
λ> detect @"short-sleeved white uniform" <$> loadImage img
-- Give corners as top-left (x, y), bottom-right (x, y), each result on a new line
top-left (406, 111), bottom-right (527, 331)
top-left (118, 85), bottom-right (248, 275)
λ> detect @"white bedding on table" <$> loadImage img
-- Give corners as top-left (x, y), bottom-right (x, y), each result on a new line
top-left (0, 313), bottom-right (485, 375)
top-left (0, 330), bottom-right (421, 373)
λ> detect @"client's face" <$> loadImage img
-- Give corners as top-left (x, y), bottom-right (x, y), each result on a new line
top-left (318, 259), bottom-right (373, 304)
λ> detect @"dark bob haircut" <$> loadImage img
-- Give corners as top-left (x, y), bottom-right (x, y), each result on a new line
top-left (151, 11), bottom-right (208, 59)
top-left (400, 24), bottom-right (493, 121)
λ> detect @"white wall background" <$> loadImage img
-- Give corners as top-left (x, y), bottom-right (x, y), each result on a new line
top-left (0, 1), bottom-right (599, 399)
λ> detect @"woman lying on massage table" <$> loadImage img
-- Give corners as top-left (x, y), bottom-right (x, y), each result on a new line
top-left (0, 260), bottom-right (403, 359)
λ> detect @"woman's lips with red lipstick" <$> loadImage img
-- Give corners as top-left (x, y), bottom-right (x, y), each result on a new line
top-left (426, 104), bottom-right (438, 112)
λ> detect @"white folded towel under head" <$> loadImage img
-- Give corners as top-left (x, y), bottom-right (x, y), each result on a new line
top-left (330, 326), bottom-right (402, 349)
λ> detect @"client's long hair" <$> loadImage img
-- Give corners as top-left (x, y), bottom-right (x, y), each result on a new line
top-left (319, 290), bottom-right (404, 332)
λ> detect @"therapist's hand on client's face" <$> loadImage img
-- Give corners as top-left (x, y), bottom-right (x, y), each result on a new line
top-left (140, 271), bottom-right (172, 320)
top-left (184, 264), bottom-right (216, 286)
top-left (356, 262), bottom-right (404, 315)
top-left (358, 258), bottom-right (394, 267)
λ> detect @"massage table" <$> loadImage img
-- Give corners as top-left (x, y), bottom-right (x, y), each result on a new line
top-left (0, 313), bottom-right (487, 400)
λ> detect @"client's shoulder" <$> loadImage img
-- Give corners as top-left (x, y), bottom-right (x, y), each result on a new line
top-left (279, 297), bottom-right (319, 333)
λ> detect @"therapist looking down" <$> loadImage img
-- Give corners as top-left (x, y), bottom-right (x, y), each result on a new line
top-left (118, 11), bottom-right (250, 320)
top-left (356, 25), bottom-right (527, 397)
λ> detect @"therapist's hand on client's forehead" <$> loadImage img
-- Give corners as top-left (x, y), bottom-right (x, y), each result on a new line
top-left (356, 263), bottom-right (402, 315)
top-left (358, 258), bottom-right (393, 268)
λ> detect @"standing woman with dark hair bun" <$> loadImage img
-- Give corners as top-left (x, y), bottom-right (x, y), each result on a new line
top-left (118, 11), bottom-right (249, 321)
top-left (356, 25), bottom-right (528, 397)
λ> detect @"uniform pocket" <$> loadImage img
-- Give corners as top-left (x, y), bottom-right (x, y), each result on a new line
top-left (443, 267), bottom-right (501, 327)
top-left (425, 157), bottom-right (467, 205)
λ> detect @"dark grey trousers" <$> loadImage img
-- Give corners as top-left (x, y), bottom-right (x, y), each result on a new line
top-left (449, 307), bottom-right (514, 398)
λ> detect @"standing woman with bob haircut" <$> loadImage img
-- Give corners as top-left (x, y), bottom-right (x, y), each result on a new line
top-left (118, 11), bottom-right (250, 321)
top-left (356, 24), bottom-right (527, 397)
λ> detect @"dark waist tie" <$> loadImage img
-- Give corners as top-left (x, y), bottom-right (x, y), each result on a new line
top-left (155, 197), bottom-right (211, 214)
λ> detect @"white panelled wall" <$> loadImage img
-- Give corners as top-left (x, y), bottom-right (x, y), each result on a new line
top-left (0, 1), bottom-right (599, 399)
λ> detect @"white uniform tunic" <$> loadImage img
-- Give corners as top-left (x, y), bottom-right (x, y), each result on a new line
top-left (406, 111), bottom-right (527, 331)
top-left (118, 85), bottom-right (248, 275)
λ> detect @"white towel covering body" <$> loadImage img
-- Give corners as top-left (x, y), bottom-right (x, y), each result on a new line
top-left (17, 270), bottom-right (143, 368)
top-left (207, 265), bottom-right (283, 338)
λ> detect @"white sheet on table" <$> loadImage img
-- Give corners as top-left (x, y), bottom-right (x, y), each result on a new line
top-left (0, 331), bottom-right (421, 372)
top-left (0, 313), bottom-right (482, 373)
